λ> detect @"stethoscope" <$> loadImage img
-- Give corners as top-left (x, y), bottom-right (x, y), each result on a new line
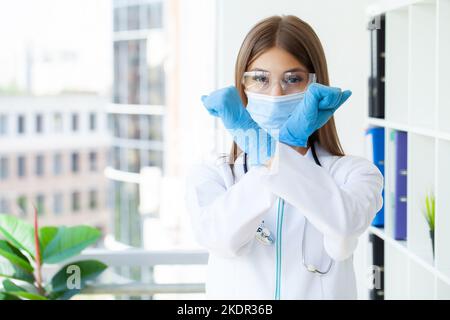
top-left (245, 142), bottom-right (334, 275)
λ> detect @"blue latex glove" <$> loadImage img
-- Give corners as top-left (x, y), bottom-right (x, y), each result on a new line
top-left (201, 86), bottom-right (275, 165)
top-left (279, 83), bottom-right (352, 147)
top-left (201, 86), bottom-right (256, 130)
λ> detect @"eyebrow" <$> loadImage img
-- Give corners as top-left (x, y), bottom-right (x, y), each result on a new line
top-left (249, 67), bottom-right (309, 73)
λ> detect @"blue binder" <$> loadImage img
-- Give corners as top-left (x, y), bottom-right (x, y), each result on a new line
top-left (394, 131), bottom-right (407, 240)
top-left (365, 127), bottom-right (385, 227)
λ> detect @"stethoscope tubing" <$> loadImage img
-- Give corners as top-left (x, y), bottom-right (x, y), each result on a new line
top-left (242, 142), bottom-right (334, 275)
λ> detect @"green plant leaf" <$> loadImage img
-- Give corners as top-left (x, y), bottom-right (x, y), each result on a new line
top-left (0, 291), bottom-right (20, 300)
top-left (0, 214), bottom-right (35, 258)
top-left (4, 291), bottom-right (48, 300)
top-left (0, 261), bottom-right (34, 283)
top-left (0, 240), bottom-right (33, 272)
top-left (48, 260), bottom-right (107, 300)
top-left (2, 278), bottom-right (27, 292)
top-left (1, 279), bottom-right (47, 300)
top-left (38, 226), bottom-right (58, 253)
top-left (422, 192), bottom-right (436, 231)
top-left (43, 226), bottom-right (101, 264)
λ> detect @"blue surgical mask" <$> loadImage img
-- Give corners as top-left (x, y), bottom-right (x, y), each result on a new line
top-left (245, 91), bottom-right (305, 135)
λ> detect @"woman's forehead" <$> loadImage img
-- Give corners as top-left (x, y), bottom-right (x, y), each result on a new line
top-left (248, 47), bottom-right (308, 73)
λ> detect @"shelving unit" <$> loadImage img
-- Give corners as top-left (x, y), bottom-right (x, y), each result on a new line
top-left (366, 0), bottom-right (450, 299)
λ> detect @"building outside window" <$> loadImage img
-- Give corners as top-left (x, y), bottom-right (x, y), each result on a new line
top-left (17, 114), bottom-right (25, 134)
top-left (53, 153), bottom-right (63, 175)
top-left (54, 113), bottom-right (63, 132)
top-left (35, 113), bottom-right (43, 133)
top-left (71, 113), bottom-right (79, 132)
top-left (71, 152), bottom-right (80, 173)
top-left (89, 189), bottom-right (98, 210)
top-left (16, 195), bottom-right (27, 216)
top-left (110, 0), bottom-right (165, 249)
top-left (89, 112), bottom-right (97, 131)
top-left (0, 156), bottom-right (8, 180)
top-left (71, 191), bottom-right (81, 212)
top-left (89, 151), bottom-right (97, 172)
top-left (35, 154), bottom-right (45, 176)
top-left (0, 114), bottom-right (7, 135)
top-left (0, 198), bottom-right (9, 213)
top-left (36, 194), bottom-right (45, 216)
top-left (17, 155), bottom-right (26, 178)
top-left (53, 193), bottom-right (63, 215)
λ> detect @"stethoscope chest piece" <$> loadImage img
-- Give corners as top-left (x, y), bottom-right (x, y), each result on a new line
top-left (248, 143), bottom-right (334, 275)
top-left (255, 221), bottom-right (274, 245)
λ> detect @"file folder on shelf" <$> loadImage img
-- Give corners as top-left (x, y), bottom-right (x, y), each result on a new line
top-left (366, 126), bottom-right (385, 227)
top-left (368, 14), bottom-right (385, 119)
top-left (369, 233), bottom-right (384, 300)
top-left (394, 131), bottom-right (407, 240)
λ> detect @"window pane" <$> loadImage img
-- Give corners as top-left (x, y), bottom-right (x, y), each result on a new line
top-left (17, 114), bottom-right (25, 134)
top-left (89, 151), bottom-right (97, 171)
top-left (127, 148), bottom-right (140, 173)
top-left (89, 189), bottom-right (98, 210)
top-left (127, 5), bottom-right (140, 31)
top-left (35, 114), bottom-right (43, 133)
top-left (113, 41), bottom-right (131, 104)
top-left (54, 113), bottom-right (63, 132)
top-left (36, 194), bottom-right (45, 216)
top-left (0, 156), bottom-right (8, 180)
top-left (53, 153), bottom-right (62, 175)
top-left (147, 2), bottom-right (163, 29)
top-left (114, 4), bottom-right (130, 32)
top-left (144, 115), bottom-right (163, 141)
top-left (17, 195), bottom-right (27, 216)
top-left (127, 40), bottom-right (141, 104)
top-left (35, 154), bottom-right (44, 176)
top-left (17, 155), bottom-right (26, 178)
top-left (71, 113), bottom-right (79, 132)
top-left (147, 150), bottom-right (163, 167)
top-left (112, 146), bottom-right (121, 170)
top-left (71, 152), bottom-right (79, 173)
top-left (89, 113), bottom-right (97, 131)
top-left (0, 198), bottom-right (9, 213)
top-left (0, 114), bottom-right (8, 135)
top-left (71, 191), bottom-right (81, 212)
top-left (53, 193), bottom-right (63, 215)
top-left (128, 114), bottom-right (140, 139)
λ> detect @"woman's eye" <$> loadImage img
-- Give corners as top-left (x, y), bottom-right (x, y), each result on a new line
top-left (286, 76), bottom-right (304, 84)
top-left (253, 75), bottom-right (269, 83)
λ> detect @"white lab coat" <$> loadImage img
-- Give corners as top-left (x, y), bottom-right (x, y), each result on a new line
top-left (186, 141), bottom-right (384, 299)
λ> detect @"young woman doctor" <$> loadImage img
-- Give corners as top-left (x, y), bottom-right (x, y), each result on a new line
top-left (186, 15), bottom-right (384, 299)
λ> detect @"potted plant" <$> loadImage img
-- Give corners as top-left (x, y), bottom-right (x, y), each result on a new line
top-left (422, 192), bottom-right (435, 259)
top-left (0, 206), bottom-right (107, 300)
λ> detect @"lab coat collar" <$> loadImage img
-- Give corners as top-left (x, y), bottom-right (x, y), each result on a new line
top-left (233, 140), bottom-right (332, 170)
top-left (299, 140), bottom-right (328, 163)
top-left (308, 141), bottom-right (333, 162)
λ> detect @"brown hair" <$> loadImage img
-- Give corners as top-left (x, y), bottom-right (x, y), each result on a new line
top-left (230, 15), bottom-right (345, 165)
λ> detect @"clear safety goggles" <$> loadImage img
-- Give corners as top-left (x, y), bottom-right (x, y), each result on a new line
top-left (242, 70), bottom-right (316, 95)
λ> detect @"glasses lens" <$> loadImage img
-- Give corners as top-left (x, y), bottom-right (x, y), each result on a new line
top-left (242, 71), bottom-right (270, 93)
top-left (243, 71), bottom-right (316, 94)
top-left (282, 71), bottom-right (314, 94)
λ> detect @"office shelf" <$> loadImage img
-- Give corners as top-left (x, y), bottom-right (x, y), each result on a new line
top-left (365, 0), bottom-right (450, 299)
top-left (369, 227), bottom-right (450, 297)
top-left (365, 118), bottom-right (450, 142)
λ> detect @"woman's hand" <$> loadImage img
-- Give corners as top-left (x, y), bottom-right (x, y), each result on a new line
top-left (279, 83), bottom-right (352, 148)
top-left (202, 86), bottom-right (274, 166)
top-left (201, 86), bottom-right (256, 131)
